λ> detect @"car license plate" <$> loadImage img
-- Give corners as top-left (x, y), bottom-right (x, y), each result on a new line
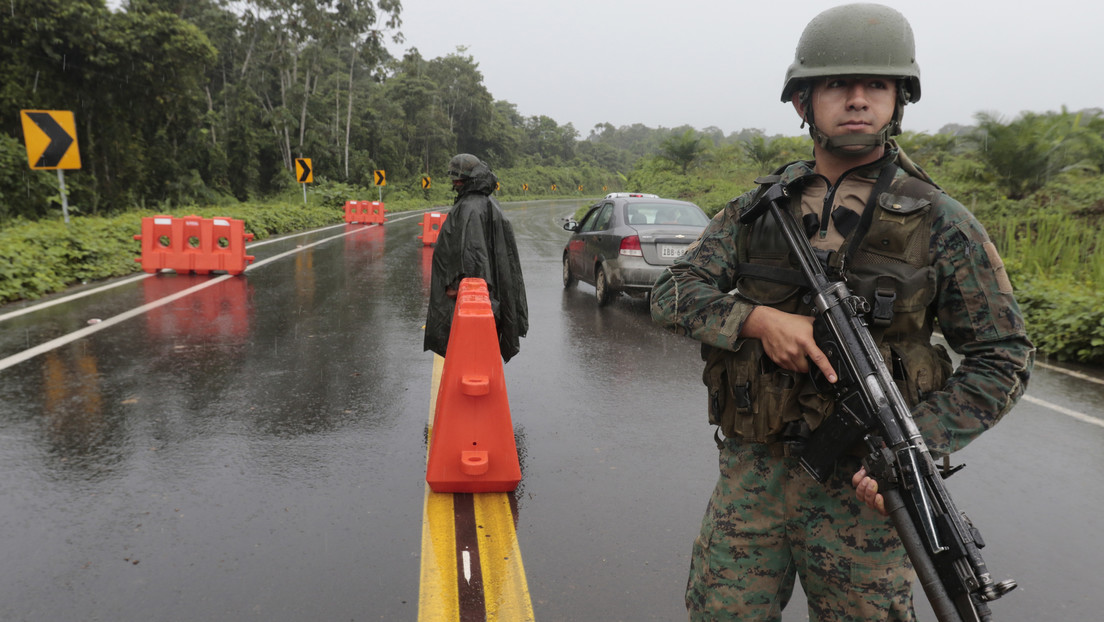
top-left (659, 244), bottom-right (688, 258)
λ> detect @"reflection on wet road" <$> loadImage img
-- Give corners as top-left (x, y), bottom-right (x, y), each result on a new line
top-left (1, 201), bottom-right (1102, 621)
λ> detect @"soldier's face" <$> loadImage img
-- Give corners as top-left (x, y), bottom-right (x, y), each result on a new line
top-left (801, 76), bottom-right (897, 146)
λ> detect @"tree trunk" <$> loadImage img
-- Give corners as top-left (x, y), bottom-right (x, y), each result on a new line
top-left (344, 46), bottom-right (358, 179)
top-left (298, 67), bottom-right (311, 153)
top-left (205, 85), bottom-right (217, 147)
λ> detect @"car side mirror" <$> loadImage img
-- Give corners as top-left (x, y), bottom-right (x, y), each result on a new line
top-left (563, 221), bottom-right (578, 232)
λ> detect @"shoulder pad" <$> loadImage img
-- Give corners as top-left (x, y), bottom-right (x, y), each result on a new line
top-left (754, 174), bottom-right (782, 186)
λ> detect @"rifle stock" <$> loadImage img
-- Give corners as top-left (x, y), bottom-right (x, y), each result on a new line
top-left (740, 184), bottom-right (1016, 622)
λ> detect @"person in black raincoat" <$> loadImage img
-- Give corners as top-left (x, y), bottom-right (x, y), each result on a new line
top-left (423, 154), bottom-right (528, 362)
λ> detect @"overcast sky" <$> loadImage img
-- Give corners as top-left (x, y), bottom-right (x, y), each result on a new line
top-left (389, 0), bottom-right (1102, 138)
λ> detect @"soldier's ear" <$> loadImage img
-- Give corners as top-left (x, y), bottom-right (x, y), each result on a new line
top-left (792, 91), bottom-right (806, 120)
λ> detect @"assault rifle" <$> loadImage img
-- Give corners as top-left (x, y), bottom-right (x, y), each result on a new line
top-left (739, 184), bottom-right (1016, 622)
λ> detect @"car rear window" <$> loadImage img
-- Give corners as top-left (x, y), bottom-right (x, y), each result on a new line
top-left (626, 203), bottom-right (709, 226)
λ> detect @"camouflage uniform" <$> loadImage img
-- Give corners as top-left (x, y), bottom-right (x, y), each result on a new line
top-left (650, 147), bottom-right (1034, 620)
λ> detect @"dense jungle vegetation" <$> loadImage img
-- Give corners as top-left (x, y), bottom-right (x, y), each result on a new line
top-left (3, 0), bottom-right (1104, 364)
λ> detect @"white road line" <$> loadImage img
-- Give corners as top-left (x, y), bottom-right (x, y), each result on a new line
top-left (933, 332), bottom-right (1104, 426)
top-left (1021, 394), bottom-right (1104, 428)
top-left (0, 211), bottom-right (433, 327)
top-left (0, 223), bottom-right (345, 325)
top-left (244, 222), bottom-right (347, 248)
top-left (0, 223), bottom-right (392, 372)
top-left (1033, 359), bottom-right (1104, 385)
top-left (10, 215), bottom-right (1098, 437)
top-left (0, 273), bottom-right (234, 372)
top-left (0, 273), bottom-right (154, 323)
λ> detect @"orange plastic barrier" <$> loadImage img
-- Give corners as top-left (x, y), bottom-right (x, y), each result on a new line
top-left (417, 212), bottom-right (447, 245)
top-left (343, 201), bottom-right (364, 223)
top-left (344, 200), bottom-right (386, 224)
top-left (134, 215), bottom-right (255, 275)
top-left (426, 278), bottom-right (521, 493)
top-left (365, 201), bottom-right (385, 224)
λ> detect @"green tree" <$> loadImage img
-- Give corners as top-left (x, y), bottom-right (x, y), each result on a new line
top-left (2, 0), bottom-right (220, 211)
top-left (658, 129), bottom-right (708, 174)
top-left (378, 52), bottom-right (453, 176)
top-left (0, 134), bottom-right (61, 223)
top-left (741, 134), bottom-right (785, 172)
top-left (522, 115), bottom-right (568, 164)
top-left (970, 109), bottom-right (1101, 199)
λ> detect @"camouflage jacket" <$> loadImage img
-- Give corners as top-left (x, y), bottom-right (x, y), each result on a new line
top-left (650, 150), bottom-right (1034, 455)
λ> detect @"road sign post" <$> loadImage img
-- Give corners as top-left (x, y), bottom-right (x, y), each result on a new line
top-left (57, 170), bottom-right (70, 224)
top-left (20, 110), bottom-right (81, 224)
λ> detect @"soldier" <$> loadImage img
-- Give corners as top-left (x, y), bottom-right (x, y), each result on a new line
top-left (650, 4), bottom-right (1034, 620)
top-left (424, 154), bottom-right (528, 362)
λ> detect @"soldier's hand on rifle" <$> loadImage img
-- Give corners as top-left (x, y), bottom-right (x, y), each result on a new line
top-left (852, 467), bottom-right (888, 516)
top-left (741, 306), bottom-right (838, 383)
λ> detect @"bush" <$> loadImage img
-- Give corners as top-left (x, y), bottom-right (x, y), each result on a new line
top-left (0, 202), bottom-right (343, 305)
top-left (310, 178), bottom-right (377, 209)
top-left (625, 151), bottom-right (758, 216)
top-left (1014, 273), bottom-right (1104, 364)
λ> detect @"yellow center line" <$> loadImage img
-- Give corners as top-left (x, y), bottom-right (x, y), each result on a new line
top-left (419, 489), bottom-right (460, 620)
top-left (474, 493), bottom-right (534, 620)
top-left (418, 354), bottom-right (534, 621)
top-left (420, 355), bottom-right (459, 621)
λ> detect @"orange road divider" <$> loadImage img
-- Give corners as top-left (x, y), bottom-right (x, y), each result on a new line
top-left (426, 278), bottom-right (521, 493)
top-left (344, 200), bottom-right (386, 224)
top-left (417, 211), bottom-right (447, 245)
top-left (420, 354), bottom-right (534, 621)
top-left (134, 215), bottom-right (255, 275)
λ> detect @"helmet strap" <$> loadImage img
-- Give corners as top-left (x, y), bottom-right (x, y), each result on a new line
top-left (800, 81), bottom-right (907, 158)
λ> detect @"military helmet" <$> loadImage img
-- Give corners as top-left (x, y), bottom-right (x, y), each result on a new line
top-left (781, 3), bottom-right (921, 104)
top-left (447, 153), bottom-right (482, 180)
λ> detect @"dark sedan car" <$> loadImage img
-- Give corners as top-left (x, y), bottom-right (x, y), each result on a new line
top-left (562, 194), bottom-right (710, 305)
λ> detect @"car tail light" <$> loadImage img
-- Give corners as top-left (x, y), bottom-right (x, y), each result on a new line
top-left (619, 235), bottom-right (643, 257)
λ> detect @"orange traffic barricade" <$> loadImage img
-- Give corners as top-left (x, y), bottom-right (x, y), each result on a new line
top-left (134, 215), bottom-right (255, 275)
top-left (417, 212), bottom-right (447, 245)
top-left (364, 201), bottom-right (385, 224)
top-left (345, 200), bottom-right (386, 224)
top-left (426, 278), bottom-right (521, 493)
top-left (343, 201), bottom-right (361, 223)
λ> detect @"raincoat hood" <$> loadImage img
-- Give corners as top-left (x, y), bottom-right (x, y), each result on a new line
top-left (455, 159), bottom-right (499, 197)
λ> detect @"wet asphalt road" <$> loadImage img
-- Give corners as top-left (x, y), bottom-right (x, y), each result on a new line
top-left (1, 199), bottom-right (1102, 621)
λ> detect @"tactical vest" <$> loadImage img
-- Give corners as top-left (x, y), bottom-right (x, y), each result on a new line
top-left (703, 166), bottom-right (954, 446)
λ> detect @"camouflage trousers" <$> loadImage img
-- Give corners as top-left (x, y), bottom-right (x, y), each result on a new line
top-left (686, 437), bottom-right (916, 621)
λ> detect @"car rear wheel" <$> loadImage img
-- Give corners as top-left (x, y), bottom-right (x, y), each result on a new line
top-left (563, 254), bottom-right (576, 288)
top-left (595, 265), bottom-right (612, 306)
